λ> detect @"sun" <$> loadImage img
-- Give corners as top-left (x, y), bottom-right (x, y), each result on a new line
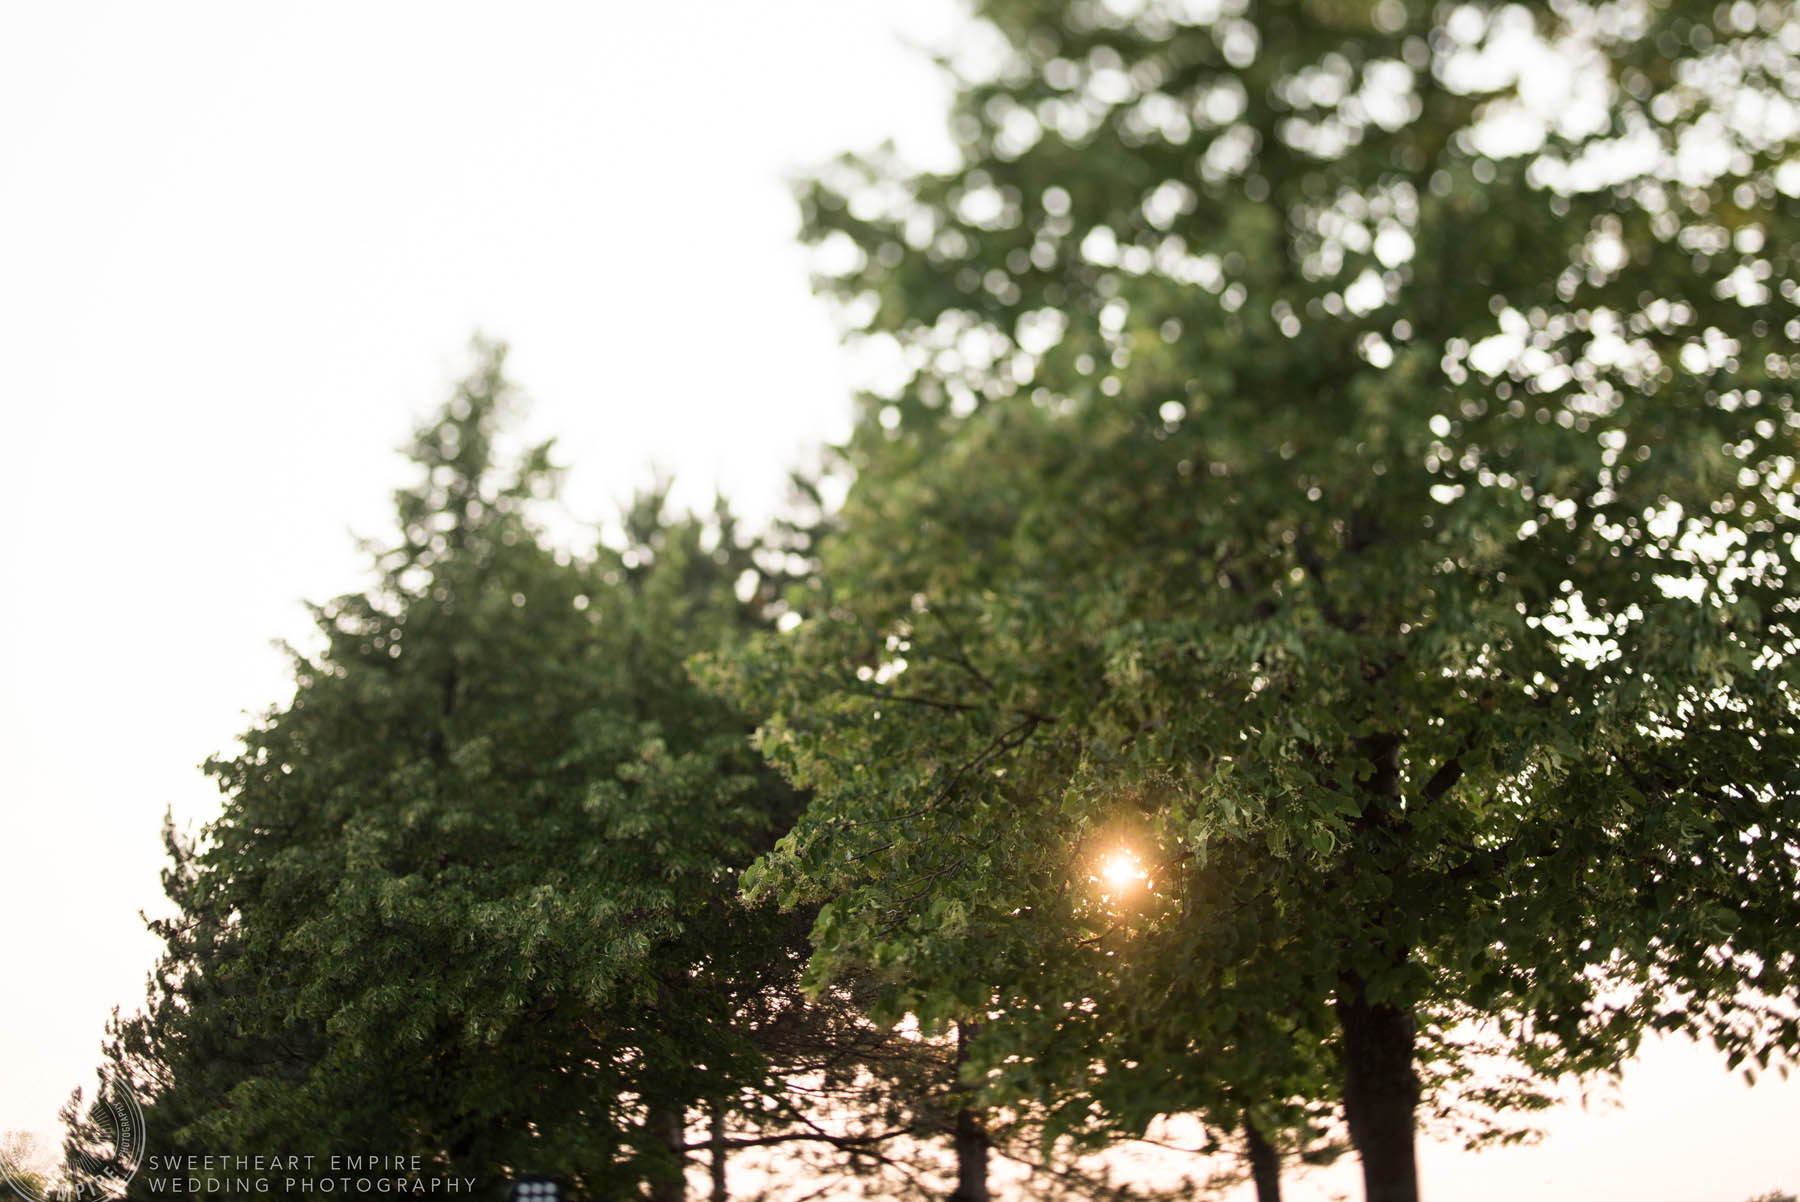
top-left (1099, 849), bottom-right (1146, 892)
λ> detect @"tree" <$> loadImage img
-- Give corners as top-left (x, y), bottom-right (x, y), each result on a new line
top-left (1, 1131), bottom-right (55, 1201)
top-left (100, 343), bottom-right (1031, 1202)
top-left (102, 343), bottom-right (824, 1199)
top-left (58, 1070), bottom-right (144, 1201)
top-left (711, 1), bottom-right (1800, 1199)
top-left (91, 811), bottom-right (297, 1200)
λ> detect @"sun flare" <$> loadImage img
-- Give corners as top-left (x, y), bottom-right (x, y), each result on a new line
top-left (1099, 850), bottom-right (1146, 892)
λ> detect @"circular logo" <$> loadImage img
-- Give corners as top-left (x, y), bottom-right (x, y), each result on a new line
top-left (1, 1072), bottom-right (145, 1202)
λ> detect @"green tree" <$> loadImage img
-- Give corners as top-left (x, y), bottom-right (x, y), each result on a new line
top-left (105, 343), bottom-right (822, 1199)
top-left (92, 811), bottom-right (297, 1200)
top-left (58, 1071), bottom-right (144, 1201)
top-left (711, 1), bottom-right (1800, 1200)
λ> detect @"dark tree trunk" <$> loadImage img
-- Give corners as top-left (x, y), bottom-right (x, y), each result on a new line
top-left (709, 1102), bottom-right (727, 1202)
top-left (1337, 978), bottom-right (1420, 1202)
top-left (948, 1023), bottom-right (989, 1202)
top-left (1244, 1115), bottom-right (1283, 1202)
top-left (950, 1107), bottom-right (989, 1202)
top-left (648, 1102), bottom-right (686, 1202)
top-left (1332, 729), bottom-right (1421, 1202)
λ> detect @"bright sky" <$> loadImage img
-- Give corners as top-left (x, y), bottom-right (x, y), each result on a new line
top-left (0, 4), bottom-right (1792, 1199)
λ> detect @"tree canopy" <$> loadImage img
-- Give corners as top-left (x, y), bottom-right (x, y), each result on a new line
top-left (105, 345), bottom-right (823, 1199)
top-left (73, 3), bottom-right (1800, 1197)
top-left (709, 0), bottom-right (1800, 1198)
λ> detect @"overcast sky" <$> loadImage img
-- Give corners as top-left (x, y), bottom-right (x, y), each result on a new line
top-left (0, 4), bottom-right (1792, 1199)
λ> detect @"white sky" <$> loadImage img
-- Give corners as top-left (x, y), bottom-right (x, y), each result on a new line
top-left (0, 4), bottom-right (1792, 1199)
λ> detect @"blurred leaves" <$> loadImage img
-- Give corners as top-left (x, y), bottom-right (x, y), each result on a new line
top-left (722, 0), bottom-right (1800, 1180)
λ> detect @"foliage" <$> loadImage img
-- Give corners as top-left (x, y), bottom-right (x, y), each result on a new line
top-left (102, 343), bottom-right (816, 1199)
top-left (0, 1131), bottom-right (54, 1200)
top-left (710, 0), bottom-right (1800, 1196)
top-left (58, 1070), bottom-right (143, 1201)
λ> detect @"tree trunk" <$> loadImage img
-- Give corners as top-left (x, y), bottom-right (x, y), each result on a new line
top-left (1244, 1115), bottom-right (1282, 1202)
top-left (950, 1106), bottom-right (989, 1202)
top-left (709, 1101), bottom-right (728, 1202)
top-left (948, 1023), bottom-right (989, 1202)
top-left (1337, 977), bottom-right (1420, 1202)
top-left (648, 1101), bottom-right (686, 1202)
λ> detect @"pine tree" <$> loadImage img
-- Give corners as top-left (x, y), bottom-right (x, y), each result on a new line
top-left (104, 343), bottom-right (814, 1198)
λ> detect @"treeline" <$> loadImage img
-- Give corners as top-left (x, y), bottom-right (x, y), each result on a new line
top-left (75, 357), bottom-right (980, 1202)
top-left (60, 0), bottom-right (1800, 1199)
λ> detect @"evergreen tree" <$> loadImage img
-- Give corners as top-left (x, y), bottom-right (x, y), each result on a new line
top-left (105, 344), bottom-right (816, 1199)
